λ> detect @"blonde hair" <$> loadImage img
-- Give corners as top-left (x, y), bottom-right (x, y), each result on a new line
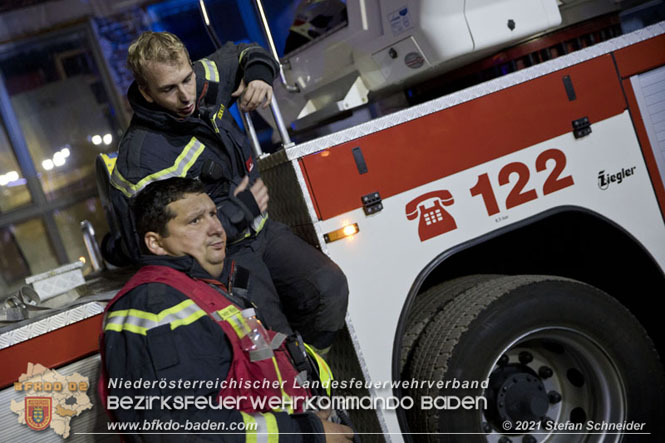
top-left (127, 31), bottom-right (191, 87)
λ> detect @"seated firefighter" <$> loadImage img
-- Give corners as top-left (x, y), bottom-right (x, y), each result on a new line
top-left (100, 177), bottom-right (353, 442)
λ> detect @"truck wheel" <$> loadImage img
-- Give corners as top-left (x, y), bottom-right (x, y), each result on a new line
top-left (401, 275), bottom-right (501, 375)
top-left (405, 275), bottom-right (665, 442)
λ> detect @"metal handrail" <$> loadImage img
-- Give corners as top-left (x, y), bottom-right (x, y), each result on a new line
top-left (81, 220), bottom-right (104, 272)
top-left (241, 110), bottom-right (262, 159)
top-left (242, 94), bottom-right (294, 158)
top-left (253, 0), bottom-right (299, 93)
top-left (198, 0), bottom-right (296, 156)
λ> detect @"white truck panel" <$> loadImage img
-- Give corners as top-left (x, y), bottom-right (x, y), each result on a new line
top-left (316, 111), bottom-right (665, 439)
top-left (418, 0), bottom-right (473, 60)
top-left (465, 0), bottom-right (562, 52)
top-left (631, 65), bottom-right (665, 190)
top-left (287, 22), bottom-right (665, 161)
top-left (284, 0), bottom-right (561, 94)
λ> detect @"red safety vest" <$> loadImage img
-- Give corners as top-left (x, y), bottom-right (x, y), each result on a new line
top-left (99, 265), bottom-right (311, 414)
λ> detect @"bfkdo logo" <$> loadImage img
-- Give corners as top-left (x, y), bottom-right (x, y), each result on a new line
top-left (10, 363), bottom-right (93, 439)
top-left (25, 397), bottom-right (52, 431)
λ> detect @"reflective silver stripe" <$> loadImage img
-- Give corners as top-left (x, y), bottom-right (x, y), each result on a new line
top-left (249, 347), bottom-right (274, 362)
top-left (253, 414), bottom-right (269, 443)
top-left (251, 213), bottom-right (268, 232)
top-left (199, 59), bottom-right (219, 82)
top-left (295, 370), bottom-right (308, 387)
top-left (270, 332), bottom-right (286, 350)
top-left (105, 301), bottom-right (203, 332)
top-left (110, 138), bottom-right (205, 198)
top-left (231, 213), bottom-right (269, 245)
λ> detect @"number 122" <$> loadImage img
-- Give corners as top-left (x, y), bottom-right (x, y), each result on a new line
top-left (470, 148), bottom-right (574, 216)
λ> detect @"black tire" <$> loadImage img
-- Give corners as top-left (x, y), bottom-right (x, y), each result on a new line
top-left (405, 275), bottom-right (665, 443)
top-left (401, 275), bottom-right (501, 375)
top-left (402, 275), bottom-right (502, 436)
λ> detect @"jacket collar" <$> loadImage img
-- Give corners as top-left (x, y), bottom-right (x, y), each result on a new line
top-left (139, 254), bottom-right (231, 283)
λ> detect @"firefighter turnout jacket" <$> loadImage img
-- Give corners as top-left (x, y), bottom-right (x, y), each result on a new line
top-left (106, 41), bottom-right (278, 265)
top-left (100, 255), bottom-right (326, 442)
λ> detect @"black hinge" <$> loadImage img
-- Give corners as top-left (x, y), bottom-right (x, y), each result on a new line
top-left (362, 192), bottom-right (383, 215)
top-left (572, 117), bottom-right (591, 139)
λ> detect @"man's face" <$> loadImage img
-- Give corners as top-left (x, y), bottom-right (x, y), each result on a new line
top-left (148, 192), bottom-right (226, 276)
top-left (139, 51), bottom-right (197, 118)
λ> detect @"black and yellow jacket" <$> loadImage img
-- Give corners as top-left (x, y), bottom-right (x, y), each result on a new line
top-left (102, 254), bottom-right (325, 442)
top-left (105, 42), bottom-right (278, 265)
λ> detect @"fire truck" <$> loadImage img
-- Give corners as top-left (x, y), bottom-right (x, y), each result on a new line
top-left (1, 0), bottom-right (665, 442)
top-left (254, 0), bottom-right (665, 441)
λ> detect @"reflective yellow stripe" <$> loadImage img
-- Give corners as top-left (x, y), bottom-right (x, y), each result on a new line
top-left (252, 213), bottom-right (268, 232)
top-left (231, 214), bottom-right (269, 245)
top-left (161, 299), bottom-right (198, 319)
top-left (170, 310), bottom-right (207, 330)
top-left (241, 411), bottom-right (278, 443)
top-left (239, 46), bottom-right (259, 64)
top-left (110, 137), bottom-right (205, 198)
top-left (230, 229), bottom-right (253, 245)
top-left (305, 343), bottom-right (334, 396)
top-left (210, 104), bottom-right (225, 134)
top-left (104, 322), bottom-right (147, 335)
top-left (202, 61), bottom-right (211, 80)
top-left (271, 357), bottom-right (294, 414)
top-left (110, 168), bottom-right (141, 198)
top-left (264, 414), bottom-right (278, 442)
top-left (210, 118), bottom-right (220, 133)
top-left (241, 412), bottom-right (257, 443)
top-left (227, 313), bottom-right (250, 338)
top-left (215, 306), bottom-right (251, 338)
top-left (227, 317), bottom-right (245, 337)
top-left (218, 305), bottom-right (241, 321)
top-left (108, 299), bottom-right (196, 322)
top-left (100, 152), bottom-right (117, 175)
top-left (199, 58), bottom-right (219, 82)
top-left (104, 300), bottom-right (206, 335)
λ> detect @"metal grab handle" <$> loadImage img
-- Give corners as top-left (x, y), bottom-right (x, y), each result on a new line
top-left (243, 95), bottom-right (294, 159)
top-left (253, 0), bottom-right (299, 93)
top-left (197, 0), bottom-right (295, 157)
top-left (81, 220), bottom-right (104, 272)
top-left (241, 111), bottom-right (262, 159)
top-left (270, 95), bottom-right (294, 149)
top-left (201, 0), bottom-right (295, 92)
top-left (249, 0), bottom-right (297, 154)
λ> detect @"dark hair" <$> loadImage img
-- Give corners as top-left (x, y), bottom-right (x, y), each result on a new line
top-left (131, 177), bottom-right (206, 242)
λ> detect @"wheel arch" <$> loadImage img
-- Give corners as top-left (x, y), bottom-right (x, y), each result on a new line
top-left (393, 204), bottom-right (665, 385)
top-left (393, 206), bottom-right (665, 437)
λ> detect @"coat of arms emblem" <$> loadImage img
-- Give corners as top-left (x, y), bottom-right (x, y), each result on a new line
top-left (25, 397), bottom-right (52, 431)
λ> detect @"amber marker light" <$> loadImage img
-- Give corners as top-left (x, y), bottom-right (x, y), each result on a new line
top-left (324, 223), bottom-right (359, 243)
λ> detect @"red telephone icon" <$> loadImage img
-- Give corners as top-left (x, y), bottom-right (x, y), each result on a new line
top-left (405, 190), bottom-right (457, 241)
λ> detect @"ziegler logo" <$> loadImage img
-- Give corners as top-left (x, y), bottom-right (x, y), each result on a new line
top-left (598, 167), bottom-right (636, 190)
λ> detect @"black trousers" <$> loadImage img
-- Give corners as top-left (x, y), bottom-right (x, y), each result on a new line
top-left (228, 219), bottom-right (349, 349)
